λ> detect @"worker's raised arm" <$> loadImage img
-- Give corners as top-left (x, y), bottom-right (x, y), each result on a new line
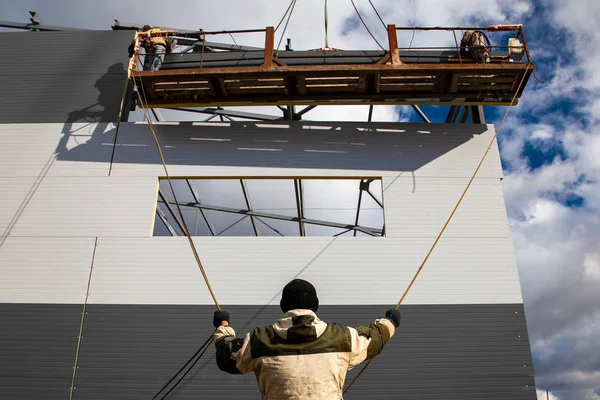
top-left (347, 309), bottom-right (400, 369)
top-left (213, 311), bottom-right (244, 374)
top-left (212, 311), bottom-right (255, 375)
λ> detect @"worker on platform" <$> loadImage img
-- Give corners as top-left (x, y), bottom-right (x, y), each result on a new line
top-left (460, 30), bottom-right (491, 64)
top-left (212, 279), bottom-right (400, 399)
top-left (140, 25), bottom-right (172, 71)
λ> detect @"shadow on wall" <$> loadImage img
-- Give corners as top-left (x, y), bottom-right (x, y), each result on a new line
top-left (0, 63), bottom-right (128, 251)
top-left (57, 118), bottom-right (488, 172)
top-left (56, 62), bottom-right (127, 157)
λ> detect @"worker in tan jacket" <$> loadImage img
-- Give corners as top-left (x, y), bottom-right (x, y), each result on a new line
top-left (138, 25), bottom-right (173, 71)
top-left (213, 279), bottom-right (400, 399)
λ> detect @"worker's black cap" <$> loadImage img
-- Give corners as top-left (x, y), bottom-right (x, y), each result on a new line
top-left (280, 279), bottom-right (319, 313)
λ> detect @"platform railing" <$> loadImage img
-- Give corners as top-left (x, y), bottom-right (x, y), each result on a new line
top-left (129, 24), bottom-right (530, 75)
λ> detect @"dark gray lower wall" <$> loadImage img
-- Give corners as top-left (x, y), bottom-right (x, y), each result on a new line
top-left (0, 31), bottom-right (133, 123)
top-left (0, 304), bottom-right (82, 399)
top-left (0, 303), bottom-right (536, 400)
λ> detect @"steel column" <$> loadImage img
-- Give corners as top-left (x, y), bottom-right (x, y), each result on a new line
top-left (471, 105), bottom-right (485, 124)
top-left (445, 105), bottom-right (460, 123)
top-left (240, 179), bottom-right (259, 236)
top-left (161, 201), bottom-right (383, 236)
top-left (186, 180), bottom-right (216, 236)
top-left (156, 208), bottom-right (178, 236)
top-left (411, 105), bottom-right (431, 123)
top-left (158, 191), bottom-right (187, 234)
top-left (294, 179), bottom-right (306, 236)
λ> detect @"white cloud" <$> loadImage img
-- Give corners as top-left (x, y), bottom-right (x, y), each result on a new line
top-left (498, 1), bottom-right (600, 395)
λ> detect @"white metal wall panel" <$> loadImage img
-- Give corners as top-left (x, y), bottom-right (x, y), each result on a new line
top-left (0, 237), bottom-right (95, 303)
top-left (0, 123), bottom-right (115, 177)
top-left (108, 122), bottom-right (502, 179)
top-left (0, 177), bottom-right (38, 236)
top-left (382, 176), bottom-right (511, 238)
top-left (7, 177), bottom-right (156, 237)
top-left (0, 121), bottom-right (523, 307)
top-left (86, 236), bottom-right (522, 305)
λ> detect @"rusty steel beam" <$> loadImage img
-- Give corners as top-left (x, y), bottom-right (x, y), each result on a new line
top-left (262, 26), bottom-right (275, 67)
top-left (140, 91), bottom-right (523, 105)
top-left (133, 63), bottom-right (531, 80)
top-left (387, 25), bottom-right (401, 65)
top-left (395, 26), bottom-right (521, 32)
top-left (142, 98), bottom-right (520, 109)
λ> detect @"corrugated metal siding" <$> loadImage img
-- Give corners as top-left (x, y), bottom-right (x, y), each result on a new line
top-left (0, 303), bottom-right (82, 400)
top-left (0, 177), bottom-right (38, 236)
top-left (0, 118), bottom-right (534, 398)
top-left (108, 122), bottom-right (502, 178)
top-left (382, 176), bottom-right (512, 238)
top-left (4, 177), bottom-right (157, 237)
top-left (0, 123), bottom-right (115, 177)
top-left (85, 236), bottom-right (523, 305)
top-left (0, 237), bottom-right (95, 303)
top-left (0, 121), bottom-right (521, 305)
top-left (1, 174), bottom-right (511, 239)
top-left (65, 304), bottom-right (534, 400)
top-left (0, 31), bottom-right (132, 123)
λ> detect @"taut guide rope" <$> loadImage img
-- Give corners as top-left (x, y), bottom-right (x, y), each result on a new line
top-left (343, 65), bottom-right (532, 394)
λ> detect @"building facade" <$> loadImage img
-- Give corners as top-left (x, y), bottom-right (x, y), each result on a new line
top-left (0, 30), bottom-right (536, 399)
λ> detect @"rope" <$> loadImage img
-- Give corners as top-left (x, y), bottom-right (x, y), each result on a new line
top-left (531, 62), bottom-right (545, 84)
top-left (228, 32), bottom-right (252, 64)
top-left (277, 0), bottom-right (297, 52)
top-left (324, 0), bottom-right (329, 48)
top-left (344, 66), bottom-right (533, 395)
top-left (275, 0), bottom-right (297, 32)
top-left (350, 0), bottom-right (385, 51)
top-left (136, 80), bottom-right (220, 310)
top-left (152, 333), bottom-right (214, 399)
top-left (368, 0), bottom-right (386, 30)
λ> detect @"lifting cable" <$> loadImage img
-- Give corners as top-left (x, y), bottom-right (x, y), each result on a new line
top-left (367, 0), bottom-right (387, 30)
top-left (350, 0), bottom-right (385, 51)
top-left (276, 0), bottom-right (297, 52)
top-left (275, 0), bottom-right (297, 32)
top-left (135, 79), bottom-right (220, 398)
top-left (136, 83), bottom-right (220, 310)
top-left (152, 334), bottom-right (214, 400)
top-left (343, 66), bottom-right (533, 395)
top-left (324, 0), bottom-right (329, 48)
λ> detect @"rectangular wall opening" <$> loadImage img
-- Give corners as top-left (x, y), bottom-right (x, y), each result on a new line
top-left (153, 178), bottom-right (385, 237)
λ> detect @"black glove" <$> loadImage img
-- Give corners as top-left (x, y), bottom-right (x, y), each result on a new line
top-left (213, 310), bottom-right (230, 328)
top-left (385, 309), bottom-right (401, 327)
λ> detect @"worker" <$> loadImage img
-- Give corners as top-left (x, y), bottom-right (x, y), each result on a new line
top-left (460, 30), bottom-right (491, 64)
top-left (212, 279), bottom-right (400, 399)
top-left (140, 25), bottom-right (172, 71)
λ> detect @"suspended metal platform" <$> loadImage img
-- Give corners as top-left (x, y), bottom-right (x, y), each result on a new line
top-left (131, 25), bottom-right (534, 108)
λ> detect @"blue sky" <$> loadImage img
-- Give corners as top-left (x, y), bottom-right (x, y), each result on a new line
top-left (2, 1), bottom-right (599, 399)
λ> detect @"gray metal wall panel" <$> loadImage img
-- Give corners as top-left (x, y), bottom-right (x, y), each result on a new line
top-left (0, 303), bottom-right (82, 400)
top-left (0, 31), bottom-right (132, 123)
top-left (108, 122), bottom-right (498, 176)
top-left (65, 304), bottom-right (534, 400)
